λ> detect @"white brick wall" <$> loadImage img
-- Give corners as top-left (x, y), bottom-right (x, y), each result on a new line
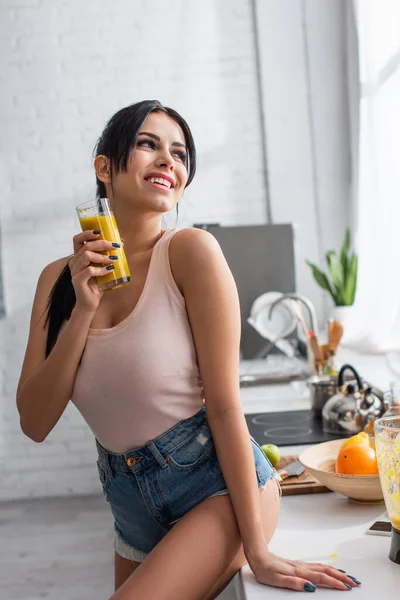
top-left (0, 0), bottom-right (351, 501)
top-left (0, 0), bottom-right (265, 500)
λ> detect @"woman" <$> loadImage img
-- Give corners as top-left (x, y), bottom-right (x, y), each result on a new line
top-left (17, 101), bottom-right (358, 599)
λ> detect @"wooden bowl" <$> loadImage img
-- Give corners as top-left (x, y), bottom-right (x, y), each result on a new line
top-left (299, 438), bottom-right (384, 504)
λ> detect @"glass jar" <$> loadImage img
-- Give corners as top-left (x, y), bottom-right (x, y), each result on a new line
top-left (383, 386), bottom-right (400, 418)
top-left (374, 415), bottom-right (400, 564)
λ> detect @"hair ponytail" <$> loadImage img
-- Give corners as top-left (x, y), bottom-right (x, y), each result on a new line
top-left (44, 260), bottom-right (75, 358)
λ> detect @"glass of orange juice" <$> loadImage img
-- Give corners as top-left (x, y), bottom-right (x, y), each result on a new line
top-left (76, 198), bottom-right (131, 291)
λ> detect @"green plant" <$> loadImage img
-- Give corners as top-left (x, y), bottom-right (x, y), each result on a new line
top-left (306, 228), bottom-right (358, 306)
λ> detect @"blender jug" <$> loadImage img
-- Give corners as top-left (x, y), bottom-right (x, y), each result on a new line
top-left (374, 415), bottom-right (400, 564)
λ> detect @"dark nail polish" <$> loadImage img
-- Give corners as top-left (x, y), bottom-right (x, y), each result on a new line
top-left (112, 242), bottom-right (121, 248)
top-left (344, 583), bottom-right (352, 589)
top-left (93, 230), bottom-right (101, 234)
top-left (106, 265), bottom-right (115, 270)
top-left (304, 583), bottom-right (316, 592)
top-left (109, 255), bottom-right (118, 260)
top-left (338, 569), bottom-right (346, 573)
top-left (348, 577), bottom-right (361, 585)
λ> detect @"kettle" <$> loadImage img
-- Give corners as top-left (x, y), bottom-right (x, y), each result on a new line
top-left (322, 364), bottom-right (384, 435)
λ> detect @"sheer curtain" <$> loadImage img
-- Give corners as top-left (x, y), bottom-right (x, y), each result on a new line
top-left (348, 0), bottom-right (400, 353)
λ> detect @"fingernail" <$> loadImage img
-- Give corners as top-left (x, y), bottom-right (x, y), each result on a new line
top-left (106, 265), bottom-right (115, 270)
top-left (304, 583), bottom-right (316, 592)
top-left (338, 569), bottom-right (346, 573)
top-left (109, 255), bottom-right (119, 260)
top-left (348, 577), bottom-right (361, 585)
top-left (112, 242), bottom-right (121, 248)
top-left (344, 583), bottom-right (352, 589)
top-left (93, 230), bottom-right (101, 234)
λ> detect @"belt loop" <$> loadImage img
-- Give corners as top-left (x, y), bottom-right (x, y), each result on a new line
top-left (146, 442), bottom-right (168, 469)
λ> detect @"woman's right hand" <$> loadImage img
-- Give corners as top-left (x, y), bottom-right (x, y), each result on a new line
top-left (69, 230), bottom-right (119, 314)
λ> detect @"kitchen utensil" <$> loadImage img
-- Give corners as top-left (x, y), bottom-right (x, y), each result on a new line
top-left (323, 320), bottom-right (344, 375)
top-left (382, 384), bottom-right (400, 417)
top-left (287, 299), bottom-right (309, 340)
top-left (374, 415), bottom-right (400, 563)
top-left (276, 455), bottom-right (330, 496)
top-left (322, 364), bottom-right (385, 435)
top-left (299, 438), bottom-right (384, 504)
top-left (278, 460), bottom-right (305, 480)
top-left (308, 374), bottom-right (338, 415)
top-left (308, 330), bottom-right (323, 374)
top-left (328, 320), bottom-right (343, 352)
top-left (320, 344), bottom-right (329, 366)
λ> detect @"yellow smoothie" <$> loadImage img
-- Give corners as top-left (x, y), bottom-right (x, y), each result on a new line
top-left (79, 215), bottom-right (131, 291)
top-left (375, 430), bottom-right (400, 532)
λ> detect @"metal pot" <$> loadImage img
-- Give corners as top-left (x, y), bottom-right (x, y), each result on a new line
top-left (308, 370), bottom-right (358, 417)
top-left (322, 364), bottom-right (384, 435)
top-left (308, 375), bottom-right (338, 416)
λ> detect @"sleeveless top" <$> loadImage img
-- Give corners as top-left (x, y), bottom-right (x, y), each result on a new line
top-left (71, 228), bottom-right (205, 453)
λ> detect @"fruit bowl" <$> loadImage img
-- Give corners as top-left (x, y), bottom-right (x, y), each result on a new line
top-left (299, 438), bottom-right (384, 504)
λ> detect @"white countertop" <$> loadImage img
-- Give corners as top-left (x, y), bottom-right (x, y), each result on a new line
top-left (238, 349), bottom-right (399, 598)
top-left (240, 495), bottom-right (397, 598)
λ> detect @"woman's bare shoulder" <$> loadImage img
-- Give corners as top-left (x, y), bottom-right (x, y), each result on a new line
top-left (169, 227), bottom-right (223, 290)
top-left (39, 256), bottom-right (71, 288)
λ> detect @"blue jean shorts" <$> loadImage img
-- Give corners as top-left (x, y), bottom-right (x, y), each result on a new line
top-left (96, 406), bottom-right (279, 562)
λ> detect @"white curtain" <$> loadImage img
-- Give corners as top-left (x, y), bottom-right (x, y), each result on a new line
top-left (348, 0), bottom-right (400, 353)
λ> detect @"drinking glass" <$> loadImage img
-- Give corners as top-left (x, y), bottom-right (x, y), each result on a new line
top-left (76, 198), bottom-right (131, 291)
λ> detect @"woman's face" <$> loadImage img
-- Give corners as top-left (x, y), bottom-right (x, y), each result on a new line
top-left (99, 111), bottom-right (188, 214)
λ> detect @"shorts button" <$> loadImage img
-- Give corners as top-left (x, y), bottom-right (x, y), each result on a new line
top-left (126, 457), bottom-right (138, 467)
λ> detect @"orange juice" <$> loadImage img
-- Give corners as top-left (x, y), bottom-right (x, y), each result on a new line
top-left (79, 215), bottom-right (131, 291)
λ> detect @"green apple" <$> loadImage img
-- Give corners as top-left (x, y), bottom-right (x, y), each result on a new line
top-left (261, 443), bottom-right (281, 467)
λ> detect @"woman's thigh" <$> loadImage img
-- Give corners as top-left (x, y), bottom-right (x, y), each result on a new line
top-left (259, 477), bottom-right (281, 543)
top-left (203, 478), bottom-right (280, 600)
top-left (109, 477), bottom-right (280, 600)
top-left (114, 553), bottom-right (141, 592)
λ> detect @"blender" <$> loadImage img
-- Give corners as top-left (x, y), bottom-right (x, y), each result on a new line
top-left (374, 415), bottom-right (400, 564)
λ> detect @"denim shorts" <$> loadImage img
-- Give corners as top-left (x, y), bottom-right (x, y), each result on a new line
top-left (96, 406), bottom-right (279, 562)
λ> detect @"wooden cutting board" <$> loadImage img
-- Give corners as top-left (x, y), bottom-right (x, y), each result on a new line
top-left (277, 455), bottom-right (331, 496)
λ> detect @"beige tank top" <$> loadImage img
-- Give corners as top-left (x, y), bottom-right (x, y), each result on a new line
top-left (71, 228), bottom-right (205, 453)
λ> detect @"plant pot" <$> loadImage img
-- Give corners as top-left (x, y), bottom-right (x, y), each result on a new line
top-left (330, 305), bottom-right (357, 347)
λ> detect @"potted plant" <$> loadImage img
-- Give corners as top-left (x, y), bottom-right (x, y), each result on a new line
top-left (306, 228), bottom-right (358, 329)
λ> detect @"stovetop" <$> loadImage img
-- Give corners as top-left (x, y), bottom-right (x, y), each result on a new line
top-left (245, 409), bottom-right (348, 447)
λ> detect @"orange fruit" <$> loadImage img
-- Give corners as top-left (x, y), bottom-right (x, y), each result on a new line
top-left (339, 432), bottom-right (370, 452)
top-left (335, 443), bottom-right (379, 475)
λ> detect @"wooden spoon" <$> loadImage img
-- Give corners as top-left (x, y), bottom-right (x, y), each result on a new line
top-left (308, 330), bottom-right (323, 374)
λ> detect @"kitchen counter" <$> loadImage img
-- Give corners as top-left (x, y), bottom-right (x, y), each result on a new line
top-left (238, 349), bottom-right (399, 599)
top-left (240, 494), bottom-right (397, 598)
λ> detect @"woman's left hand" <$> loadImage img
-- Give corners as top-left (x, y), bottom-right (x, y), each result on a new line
top-left (248, 549), bottom-right (360, 592)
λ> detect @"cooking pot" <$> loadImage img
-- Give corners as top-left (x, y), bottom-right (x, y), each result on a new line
top-left (322, 364), bottom-right (385, 435)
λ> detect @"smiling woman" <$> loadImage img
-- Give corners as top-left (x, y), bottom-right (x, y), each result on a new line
top-left (16, 100), bottom-right (358, 600)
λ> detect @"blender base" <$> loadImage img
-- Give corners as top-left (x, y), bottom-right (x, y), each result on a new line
top-left (389, 528), bottom-right (400, 564)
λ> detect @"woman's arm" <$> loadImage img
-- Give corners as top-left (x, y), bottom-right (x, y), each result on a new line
top-left (18, 229), bottom-right (116, 442)
top-left (169, 228), bottom-right (268, 560)
top-left (17, 258), bottom-right (94, 442)
top-left (170, 229), bottom-right (359, 593)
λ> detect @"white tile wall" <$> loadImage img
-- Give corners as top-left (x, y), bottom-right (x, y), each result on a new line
top-left (0, 0), bottom-right (351, 500)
